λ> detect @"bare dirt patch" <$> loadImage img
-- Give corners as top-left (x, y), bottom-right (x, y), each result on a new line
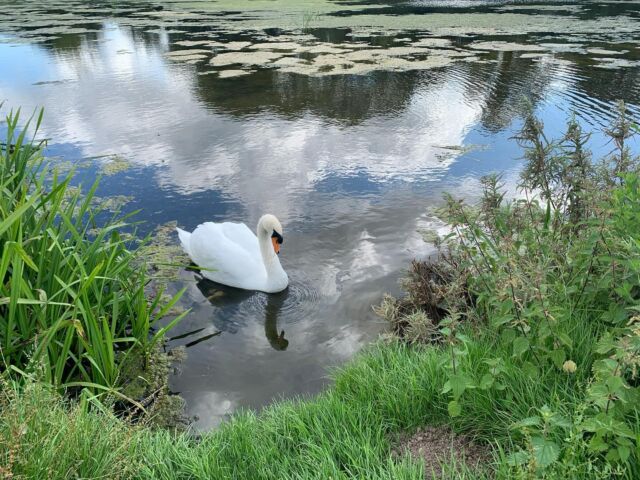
top-left (394, 426), bottom-right (492, 478)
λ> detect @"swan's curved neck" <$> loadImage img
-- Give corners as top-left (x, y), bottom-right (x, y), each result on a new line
top-left (257, 222), bottom-right (283, 278)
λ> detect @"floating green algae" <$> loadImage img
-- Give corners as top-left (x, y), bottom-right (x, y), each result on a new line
top-left (166, 53), bottom-right (208, 62)
top-left (469, 41), bottom-right (547, 52)
top-left (218, 69), bottom-right (254, 78)
top-left (100, 155), bottom-right (131, 176)
top-left (248, 42), bottom-right (299, 51)
top-left (1, 0), bottom-right (639, 79)
top-left (174, 40), bottom-right (213, 47)
top-left (519, 52), bottom-right (549, 59)
top-left (594, 57), bottom-right (640, 69)
top-left (140, 221), bottom-right (191, 283)
top-left (165, 49), bottom-right (211, 57)
top-left (209, 50), bottom-right (283, 66)
top-left (587, 48), bottom-right (628, 55)
top-left (221, 41), bottom-right (253, 51)
top-left (94, 195), bottom-right (134, 212)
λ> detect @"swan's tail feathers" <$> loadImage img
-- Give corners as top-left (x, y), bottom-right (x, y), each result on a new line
top-left (176, 227), bottom-right (192, 257)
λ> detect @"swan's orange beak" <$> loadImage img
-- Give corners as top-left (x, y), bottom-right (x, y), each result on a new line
top-left (272, 236), bottom-right (281, 255)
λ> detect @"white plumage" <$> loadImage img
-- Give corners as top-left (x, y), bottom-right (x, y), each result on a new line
top-left (177, 214), bottom-right (289, 293)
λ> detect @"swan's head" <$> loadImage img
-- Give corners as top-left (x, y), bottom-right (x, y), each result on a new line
top-left (259, 214), bottom-right (284, 255)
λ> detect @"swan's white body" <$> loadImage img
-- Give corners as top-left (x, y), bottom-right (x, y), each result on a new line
top-left (176, 214), bottom-right (289, 293)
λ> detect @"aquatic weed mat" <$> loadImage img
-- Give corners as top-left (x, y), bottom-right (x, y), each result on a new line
top-left (1, 0), bottom-right (639, 77)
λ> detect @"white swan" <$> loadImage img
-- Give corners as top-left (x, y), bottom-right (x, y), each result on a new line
top-left (176, 214), bottom-right (289, 293)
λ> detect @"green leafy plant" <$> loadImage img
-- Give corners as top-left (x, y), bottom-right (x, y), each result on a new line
top-left (382, 101), bottom-right (640, 476)
top-left (0, 108), bottom-right (187, 400)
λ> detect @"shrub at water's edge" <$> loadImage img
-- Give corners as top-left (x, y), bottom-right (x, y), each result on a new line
top-left (0, 108), bottom-right (187, 402)
top-left (379, 102), bottom-right (640, 477)
top-left (1, 105), bottom-right (639, 479)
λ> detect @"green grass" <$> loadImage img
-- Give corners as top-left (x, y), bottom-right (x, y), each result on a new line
top-left (0, 379), bottom-right (141, 479)
top-left (3, 332), bottom-right (630, 479)
top-left (0, 343), bottom-right (472, 479)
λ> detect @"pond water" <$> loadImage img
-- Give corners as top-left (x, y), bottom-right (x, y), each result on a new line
top-left (1, 0), bottom-right (639, 430)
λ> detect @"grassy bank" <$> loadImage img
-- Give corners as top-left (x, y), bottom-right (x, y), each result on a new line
top-left (2, 105), bottom-right (640, 479)
top-left (2, 335), bottom-right (634, 478)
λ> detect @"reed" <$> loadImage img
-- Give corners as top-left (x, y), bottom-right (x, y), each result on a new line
top-left (0, 108), bottom-right (186, 398)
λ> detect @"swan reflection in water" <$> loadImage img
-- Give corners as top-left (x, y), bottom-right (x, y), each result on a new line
top-left (194, 274), bottom-right (290, 351)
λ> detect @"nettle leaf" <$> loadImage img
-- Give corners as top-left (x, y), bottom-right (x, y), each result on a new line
top-left (510, 416), bottom-right (541, 430)
top-left (614, 283), bottom-right (633, 302)
top-left (550, 414), bottom-right (572, 429)
top-left (592, 358), bottom-right (618, 377)
top-left (579, 417), bottom-right (599, 433)
top-left (441, 381), bottom-right (451, 396)
top-left (448, 400), bottom-right (462, 417)
top-left (581, 413), bottom-right (636, 439)
top-left (539, 405), bottom-right (553, 418)
top-left (611, 421), bottom-right (636, 440)
top-left (603, 304), bottom-right (628, 326)
top-left (484, 357), bottom-right (506, 375)
top-left (513, 337), bottom-right (530, 357)
top-left (605, 448), bottom-right (620, 463)
top-left (531, 437), bottom-right (560, 468)
top-left (616, 437), bottom-right (634, 447)
top-left (492, 315), bottom-right (512, 328)
top-left (555, 331), bottom-right (573, 349)
top-left (455, 332), bottom-right (471, 343)
top-left (595, 333), bottom-right (616, 355)
top-left (444, 374), bottom-right (475, 400)
top-left (479, 373), bottom-right (494, 390)
top-left (587, 383), bottom-right (611, 409)
top-left (618, 445), bottom-right (631, 463)
top-left (588, 435), bottom-right (609, 453)
top-left (507, 451), bottom-right (529, 466)
top-left (501, 328), bottom-right (516, 344)
top-left (605, 376), bottom-right (625, 395)
top-left (549, 349), bottom-right (566, 369)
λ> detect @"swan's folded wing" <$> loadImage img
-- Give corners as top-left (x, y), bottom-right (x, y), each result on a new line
top-left (218, 222), bottom-right (259, 255)
top-left (188, 222), bottom-right (265, 287)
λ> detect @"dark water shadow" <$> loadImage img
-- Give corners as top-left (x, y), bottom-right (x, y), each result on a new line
top-left (195, 274), bottom-right (290, 351)
top-left (168, 325), bottom-right (222, 347)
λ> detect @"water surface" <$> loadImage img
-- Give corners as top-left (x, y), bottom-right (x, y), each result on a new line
top-left (1, 0), bottom-right (639, 429)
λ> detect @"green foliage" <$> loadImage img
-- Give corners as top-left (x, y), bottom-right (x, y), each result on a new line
top-left (391, 102), bottom-right (640, 477)
top-left (0, 108), bottom-right (186, 398)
